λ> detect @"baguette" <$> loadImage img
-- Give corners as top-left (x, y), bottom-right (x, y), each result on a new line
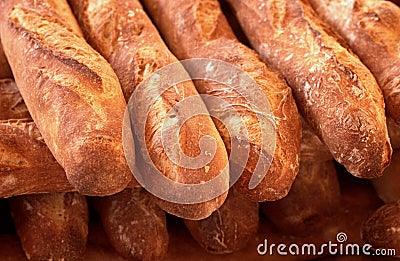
top-left (141, 0), bottom-right (301, 201)
top-left (68, 0), bottom-right (229, 219)
top-left (0, 78), bottom-right (30, 120)
top-left (8, 192), bottom-right (89, 260)
top-left (372, 150), bottom-right (400, 203)
top-left (261, 160), bottom-right (340, 237)
top-left (307, 0), bottom-right (400, 123)
top-left (226, 0), bottom-right (392, 178)
top-left (90, 188), bottom-right (168, 261)
top-left (361, 201), bottom-right (400, 257)
top-left (0, 0), bottom-right (134, 195)
top-left (184, 189), bottom-right (259, 254)
top-left (0, 39), bottom-right (12, 79)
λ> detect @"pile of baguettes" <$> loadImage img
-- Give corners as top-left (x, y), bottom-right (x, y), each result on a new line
top-left (0, 0), bottom-right (399, 259)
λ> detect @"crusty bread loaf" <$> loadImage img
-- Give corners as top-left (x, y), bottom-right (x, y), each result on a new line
top-left (362, 201), bottom-right (400, 257)
top-left (307, 0), bottom-right (400, 124)
top-left (0, 79), bottom-right (30, 120)
top-left (300, 117), bottom-right (333, 162)
top-left (0, 0), bottom-right (134, 195)
top-left (372, 150), bottom-right (400, 203)
top-left (0, 39), bottom-right (12, 79)
top-left (69, 0), bottom-right (229, 219)
top-left (226, 0), bottom-right (392, 178)
top-left (184, 189), bottom-right (259, 254)
top-left (142, 0), bottom-right (302, 201)
top-left (261, 160), bottom-right (340, 237)
top-left (90, 188), bottom-right (168, 261)
top-left (8, 192), bottom-right (89, 260)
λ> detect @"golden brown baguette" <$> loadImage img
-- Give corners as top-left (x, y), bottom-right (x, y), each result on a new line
top-left (0, 78), bottom-right (30, 120)
top-left (307, 0), bottom-right (400, 124)
top-left (226, 0), bottom-right (392, 179)
top-left (372, 150), bottom-right (400, 203)
top-left (0, 119), bottom-right (75, 197)
top-left (261, 160), bottom-right (340, 237)
top-left (300, 117), bottom-right (333, 162)
top-left (8, 192), bottom-right (89, 260)
top-left (0, 0), bottom-right (134, 195)
top-left (68, 0), bottom-right (228, 219)
top-left (184, 189), bottom-right (259, 254)
top-left (141, 0), bottom-right (302, 201)
top-left (90, 188), bottom-right (169, 261)
top-left (0, 39), bottom-right (12, 79)
top-left (362, 201), bottom-right (400, 257)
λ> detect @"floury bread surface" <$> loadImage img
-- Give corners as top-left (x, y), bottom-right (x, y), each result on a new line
top-left (226, 0), bottom-right (392, 178)
top-left (0, 0), bottom-right (134, 195)
top-left (307, 0), bottom-right (400, 124)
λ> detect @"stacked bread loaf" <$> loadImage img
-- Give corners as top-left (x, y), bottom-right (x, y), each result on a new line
top-left (0, 0), bottom-right (399, 259)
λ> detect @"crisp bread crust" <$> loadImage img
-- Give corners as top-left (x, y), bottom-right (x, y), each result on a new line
top-left (307, 0), bottom-right (400, 123)
top-left (8, 192), bottom-right (89, 260)
top-left (227, 0), bottom-right (392, 178)
top-left (142, 0), bottom-right (302, 201)
top-left (0, 0), bottom-right (133, 195)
